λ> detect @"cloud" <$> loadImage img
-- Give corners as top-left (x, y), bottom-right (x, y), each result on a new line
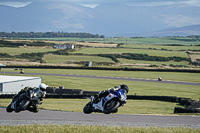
top-left (0, 1), bottom-right (31, 7)
top-left (1, 0), bottom-right (200, 8)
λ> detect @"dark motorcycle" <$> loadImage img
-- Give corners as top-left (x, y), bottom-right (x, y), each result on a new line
top-left (83, 89), bottom-right (127, 114)
top-left (6, 88), bottom-right (43, 113)
top-left (158, 77), bottom-right (162, 81)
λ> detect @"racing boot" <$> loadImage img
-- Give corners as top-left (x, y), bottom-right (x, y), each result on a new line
top-left (11, 101), bottom-right (16, 109)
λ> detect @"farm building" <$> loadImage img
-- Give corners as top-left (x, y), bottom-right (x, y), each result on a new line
top-left (0, 64), bottom-right (6, 70)
top-left (53, 44), bottom-right (75, 49)
top-left (0, 75), bottom-right (42, 94)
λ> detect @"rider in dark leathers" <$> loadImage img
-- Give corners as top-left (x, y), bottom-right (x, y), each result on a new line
top-left (11, 83), bottom-right (47, 113)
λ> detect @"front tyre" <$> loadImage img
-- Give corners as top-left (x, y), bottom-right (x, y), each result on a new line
top-left (6, 104), bottom-right (14, 113)
top-left (104, 100), bottom-right (120, 114)
top-left (83, 102), bottom-right (93, 114)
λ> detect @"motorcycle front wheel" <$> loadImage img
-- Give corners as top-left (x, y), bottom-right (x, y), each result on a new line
top-left (83, 102), bottom-right (93, 114)
top-left (6, 103), bottom-right (14, 112)
top-left (104, 100), bottom-right (120, 114)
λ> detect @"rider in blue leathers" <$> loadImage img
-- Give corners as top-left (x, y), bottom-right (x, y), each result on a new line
top-left (92, 84), bottom-right (129, 104)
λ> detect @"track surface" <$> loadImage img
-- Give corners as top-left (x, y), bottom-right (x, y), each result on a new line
top-left (0, 108), bottom-right (200, 128)
top-left (1, 72), bottom-right (200, 86)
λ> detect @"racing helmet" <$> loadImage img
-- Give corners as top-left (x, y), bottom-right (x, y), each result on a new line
top-left (39, 83), bottom-right (47, 91)
top-left (120, 84), bottom-right (129, 94)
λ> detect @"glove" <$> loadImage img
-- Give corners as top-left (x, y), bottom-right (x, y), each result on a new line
top-left (38, 100), bottom-right (43, 105)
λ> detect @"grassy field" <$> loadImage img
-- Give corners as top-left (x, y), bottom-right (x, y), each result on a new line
top-left (0, 47), bottom-right (57, 55)
top-left (1, 125), bottom-right (199, 133)
top-left (2, 37), bottom-right (200, 68)
top-left (43, 55), bottom-right (115, 64)
top-left (44, 55), bottom-right (191, 67)
top-left (1, 69), bottom-right (200, 100)
top-left (3, 68), bottom-right (199, 83)
top-left (0, 99), bottom-right (178, 114)
top-left (118, 58), bottom-right (190, 67)
top-left (71, 48), bottom-right (188, 58)
top-left (123, 44), bottom-right (200, 51)
top-left (20, 36), bottom-right (200, 45)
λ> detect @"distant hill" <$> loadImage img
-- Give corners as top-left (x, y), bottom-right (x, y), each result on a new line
top-left (144, 25), bottom-right (200, 37)
top-left (0, 1), bottom-right (200, 37)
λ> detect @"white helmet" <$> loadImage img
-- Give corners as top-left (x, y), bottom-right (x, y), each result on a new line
top-left (39, 83), bottom-right (47, 91)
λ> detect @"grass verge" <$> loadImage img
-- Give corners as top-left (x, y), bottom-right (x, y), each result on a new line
top-left (0, 99), bottom-right (179, 115)
top-left (0, 125), bottom-right (199, 133)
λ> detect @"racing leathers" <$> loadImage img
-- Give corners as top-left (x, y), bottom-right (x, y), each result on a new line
top-left (12, 87), bottom-right (45, 113)
top-left (93, 87), bottom-right (126, 105)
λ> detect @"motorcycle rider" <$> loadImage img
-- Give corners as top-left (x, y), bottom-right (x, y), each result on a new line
top-left (92, 84), bottom-right (129, 104)
top-left (11, 83), bottom-right (47, 113)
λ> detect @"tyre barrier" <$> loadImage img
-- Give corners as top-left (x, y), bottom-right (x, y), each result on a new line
top-left (46, 88), bottom-right (98, 95)
top-left (1, 94), bottom-right (199, 114)
top-left (127, 95), bottom-right (178, 103)
top-left (0, 94), bottom-right (15, 98)
top-left (174, 107), bottom-right (200, 113)
top-left (177, 98), bottom-right (193, 106)
top-left (45, 94), bottom-right (90, 99)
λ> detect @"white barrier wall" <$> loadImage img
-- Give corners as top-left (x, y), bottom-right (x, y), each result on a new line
top-left (0, 75), bottom-right (42, 93)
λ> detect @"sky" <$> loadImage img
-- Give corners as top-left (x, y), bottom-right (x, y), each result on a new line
top-left (1, 0), bottom-right (200, 8)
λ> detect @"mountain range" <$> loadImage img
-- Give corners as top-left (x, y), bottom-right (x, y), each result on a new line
top-left (0, 1), bottom-right (200, 37)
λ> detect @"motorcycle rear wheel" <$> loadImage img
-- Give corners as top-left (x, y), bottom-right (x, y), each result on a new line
top-left (104, 100), bottom-right (120, 114)
top-left (83, 102), bottom-right (93, 114)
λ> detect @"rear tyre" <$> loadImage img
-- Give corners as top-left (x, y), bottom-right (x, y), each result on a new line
top-left (104, 100), bottom-right (120, 114)
top-left (6, 104), bottom-right (14, 113)
top-left (83, 102), bottom-right (93, 114)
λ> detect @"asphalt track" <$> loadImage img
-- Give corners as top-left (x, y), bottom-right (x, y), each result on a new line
top-left (0, 107), bottom-right (200, 128)
top-left (1, 72), bottom-right (200, 86)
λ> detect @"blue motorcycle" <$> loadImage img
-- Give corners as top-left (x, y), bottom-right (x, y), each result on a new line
top-left (83, 89), bottom-right (127, 114)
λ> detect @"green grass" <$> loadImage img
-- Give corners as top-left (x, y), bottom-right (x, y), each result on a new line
top-left (123, 44), bottom-right (200, 51)
top-left (118, 58), bottom-right (190, 67)
top-left (71, 48), bottom-right (188, 58)
top-left (20, 36), bottom-right (200, 45)
top-left (1, 37), bottom-right (198, 68)
top-left (43, 55), bottom-right (114, 64)
top-left (0, 47), bottom-right (57, 55)
top-left (3, 68), bottom-right (199, 83)
top-left (1, 125), bottom-right (199, 133)
top-left (0, 99), bottom-right (178, 114)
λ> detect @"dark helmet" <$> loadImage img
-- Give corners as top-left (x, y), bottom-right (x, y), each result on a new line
top-left (120, 84), bottom-right (129, 94)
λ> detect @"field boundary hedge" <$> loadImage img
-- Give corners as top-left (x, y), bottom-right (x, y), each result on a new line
top-left (1, 65), bottom-right (200, 73)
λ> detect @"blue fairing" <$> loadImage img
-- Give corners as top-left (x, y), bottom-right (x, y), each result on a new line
top-left (111, 89), bottom-right (125, 96)
top-left (111, 89), bottom-right (127, 103)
